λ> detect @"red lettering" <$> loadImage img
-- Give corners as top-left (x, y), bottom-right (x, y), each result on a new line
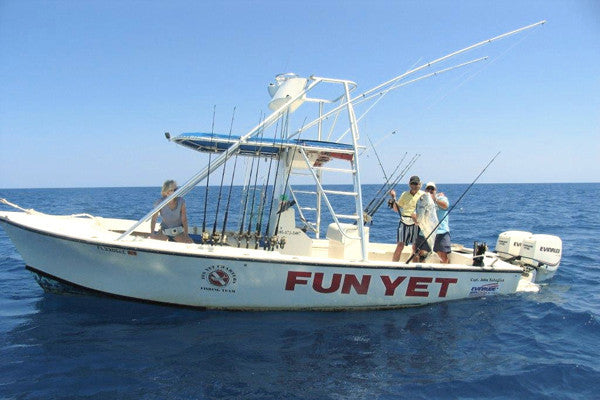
top-left (341, 274), bottom-right (371, 295)
top-left (435, 278), bottom-right (458, 297)
top-left (406, 277), bottom-right (432, 297)
top-left (313, 272), bottom-right (342, 293)
top-left (285, 271), bottom-right (311, 291)
top-left (381, 276), bottom-right (407, 296)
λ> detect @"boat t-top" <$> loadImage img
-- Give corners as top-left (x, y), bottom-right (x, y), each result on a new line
top-left (0, 21), bottom-right (562, 310)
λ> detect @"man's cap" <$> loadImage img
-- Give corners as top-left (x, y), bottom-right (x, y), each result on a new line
top-left (425, 182), bottom-right (436, 190)
top-left (409, 175), bottom-right (420, 184)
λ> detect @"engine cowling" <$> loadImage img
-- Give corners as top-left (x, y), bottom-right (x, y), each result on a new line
top-left (495, 230), bottom-right (532, 261)
top-left (519, 234), bottom-right (562, 282)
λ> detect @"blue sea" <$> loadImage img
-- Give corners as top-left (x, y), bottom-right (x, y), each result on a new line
top-left (1, 183), bottom-right (599, 399)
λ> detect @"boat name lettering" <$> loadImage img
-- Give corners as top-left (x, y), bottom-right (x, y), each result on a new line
top-left (285, 271), bottom-right (458, 298)
top-left (540, 246), bottom-right (560, 253)
top-left (97, 245), bottom-right (127, 255)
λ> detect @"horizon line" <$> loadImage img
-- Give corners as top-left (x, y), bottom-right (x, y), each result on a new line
top-left (1, 181), bottom-right (598, 190)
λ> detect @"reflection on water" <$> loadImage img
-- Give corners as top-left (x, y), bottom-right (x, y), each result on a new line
top-left (2, 292), bottom-right (572, 399)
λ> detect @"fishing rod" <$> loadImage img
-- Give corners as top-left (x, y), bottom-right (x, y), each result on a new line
top-left (255, 119), bottom-right (280, 248)
top-left (405, 151), bottom-right (501, 264)
top-left (202, 105), bottom-right (217, 241)
top-left (263, 112), bottom-right (287, 246)
top-left (117, 78), bottom-right (321, 241)
top-left (274, 116), bottom-right (305, 239)
top-left (211, 107), bottom-right (236, 241)
top-left (363, 152), bottom-right (408, 214)
top-left (237, 116), bottom-right (262, 246)
top-left (245, 127), bottom-right (267, 248)
top-left (237, 157), bottom-right (255, 246)
top-left (366, 133), bottom-right (389, 182)
top-left (221, 108), bottom-right (240, 242)
top-left (238, 112), bottom-right (264, 247)
top-left (368, 153), bottom-right (421, 219)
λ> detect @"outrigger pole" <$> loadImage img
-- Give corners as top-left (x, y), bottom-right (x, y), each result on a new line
top-left (291, 20), bottom-right (546, 140)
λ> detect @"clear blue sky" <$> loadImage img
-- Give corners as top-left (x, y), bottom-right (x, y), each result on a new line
top-left (1, 0), bottom-right (598, 188)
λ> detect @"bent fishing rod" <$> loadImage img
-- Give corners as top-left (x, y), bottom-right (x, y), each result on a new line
top-left (367, 153), bottom-right (421, 219)
top-left (363, 151), bottom-right (407, 214)
top-left (405, 151), bottom-right (501, 264)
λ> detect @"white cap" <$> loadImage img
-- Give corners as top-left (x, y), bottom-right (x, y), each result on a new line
top-left (425, 182), bottom-right (436, 190)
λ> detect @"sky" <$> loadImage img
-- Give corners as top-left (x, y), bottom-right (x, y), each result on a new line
top-left (0, 0), bottom-right (599, 188)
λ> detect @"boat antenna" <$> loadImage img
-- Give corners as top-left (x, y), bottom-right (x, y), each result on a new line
top-left (211, 106), bottom-right (236, 242)
top-left (202, 105), bottom-right (217, 241)
top-left (406, 151), bottom-right (501, 264)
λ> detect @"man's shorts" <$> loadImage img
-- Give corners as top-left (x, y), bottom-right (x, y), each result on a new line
top-left (397, 222), bottom-right (419, 245)
top-left (433, 231), bottom-right (451, 253)
top-left (415, 232), bottom-right (452, 253)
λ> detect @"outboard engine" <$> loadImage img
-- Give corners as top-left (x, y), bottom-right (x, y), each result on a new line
top-left (519, 234), bottom-right (563, 282)
top-left (495, 231), bottom-right (532, 262)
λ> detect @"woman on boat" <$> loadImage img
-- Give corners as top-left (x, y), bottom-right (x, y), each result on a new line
top-left (150, 180), bottom-right (193, 243)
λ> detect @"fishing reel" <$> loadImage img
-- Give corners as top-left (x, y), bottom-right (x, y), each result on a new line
top-left (211, 232), bottom-right (223, 245)
top-left (264, 235), bottom-right (286, 251)
top-left (387, 198), bottom-right (395, 209)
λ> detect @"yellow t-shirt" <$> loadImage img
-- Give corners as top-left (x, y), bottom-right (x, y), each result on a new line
top-left (396, 190), bottom-right (424, 221)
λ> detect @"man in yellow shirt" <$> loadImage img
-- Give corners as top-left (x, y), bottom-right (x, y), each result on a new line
top-left (389, 175), bottom-right (424, 262)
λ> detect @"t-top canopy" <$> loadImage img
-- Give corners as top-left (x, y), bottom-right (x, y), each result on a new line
top-left (172, 133), bottom-right (355, 165)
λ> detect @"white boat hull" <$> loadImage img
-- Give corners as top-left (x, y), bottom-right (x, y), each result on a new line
top-left (0, 212), bottom-right (525, 310)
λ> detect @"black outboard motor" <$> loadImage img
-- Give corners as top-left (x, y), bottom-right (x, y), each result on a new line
top-left (473, 241), bottom-right (488, 267)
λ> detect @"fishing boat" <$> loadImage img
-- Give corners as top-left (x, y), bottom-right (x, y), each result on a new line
top-left (0, 21), bottom-right (562, 310)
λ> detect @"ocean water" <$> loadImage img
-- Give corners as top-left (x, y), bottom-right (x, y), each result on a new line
top-left (0, 183), bottom-right (599, 399)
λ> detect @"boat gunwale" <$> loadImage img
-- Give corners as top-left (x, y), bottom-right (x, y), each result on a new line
top-left (0, 212), bottom-right (523, 274)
